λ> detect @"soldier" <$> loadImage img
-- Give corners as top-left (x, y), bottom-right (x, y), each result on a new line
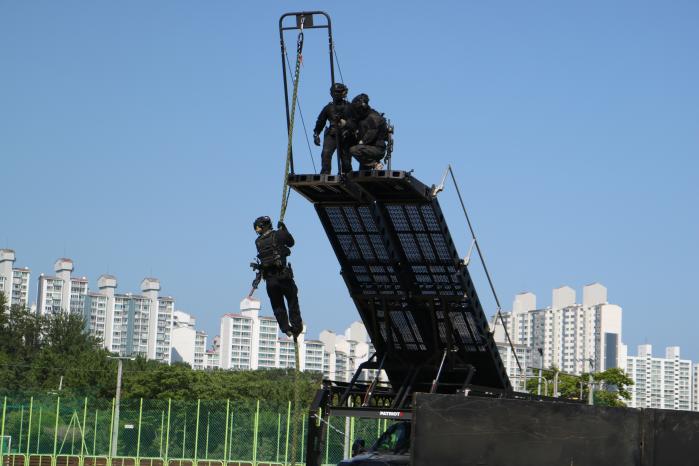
top-left (347, 94), bottom-right (388, 170)
top-left (250, 216), bottom-right (303, 338)
top-left (313, 83), bottom-right (353, 174)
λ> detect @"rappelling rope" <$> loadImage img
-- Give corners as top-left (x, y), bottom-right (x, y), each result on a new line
top-left (282, 23), bottom-right (306, 466)
top-left (290, 336), bottom-right (302, 466)
top-left (280, 20), bottom-right (305, 224)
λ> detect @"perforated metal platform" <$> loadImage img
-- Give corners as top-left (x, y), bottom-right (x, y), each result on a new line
top-left (289, 170), bottom-right (511, 394)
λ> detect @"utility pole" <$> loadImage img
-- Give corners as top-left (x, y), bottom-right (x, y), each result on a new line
top-left (553, 369), bottom-right (559, 398)
top-left (587, 358), bottom-right (594, 406)
top-left (108, 355), bottom-right (133, 457)
top-left (537, 348), bottom-right (544, 396)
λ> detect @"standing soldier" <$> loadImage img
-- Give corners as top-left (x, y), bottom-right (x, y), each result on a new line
top-left (347, 94), bottom-right (388, 170)
top-left (250, 216), bottom-right (303, 338)
top-left (313, 83), bottom-right (352, 174)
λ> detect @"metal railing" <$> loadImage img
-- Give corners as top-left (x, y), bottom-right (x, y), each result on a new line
top-left (0, 395), bottom-right (388, 466)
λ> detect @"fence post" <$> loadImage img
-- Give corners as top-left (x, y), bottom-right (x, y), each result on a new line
top-left (93, 409), bottom-right (98, 460)
top-left (136, 398), bottom-right (143, 463)
top-left (348, 417), bottom-right (354, 459)
top-left (324, 418), bottom-right (330, 465)
top-left (26, 397), bottom-right (33, 458)
top-left (182, 412), bottom-right (187, 459)
top-left (284, 401), bottom-right (291, 465)
top-left (227, 405), bottom-right (234, 463)
top-left (222, 400), bottom-right (230, 463)
top-left (81, 397), bottom-right (88, 462)
top-left (36, 407), bottom-right (43, 454)
top-left (164, 399), bottom-right (171, 463)
top-left (204, 411), bottom-right (210, 460)
top-left (252, 400), bottom-right (259, 466)
top-left (159, 410), bottom-right (164, 458)
top-left (276, 413), bottom-right (281, 463)
top-left (53, 397), bottom-right (61, 466)
top-left (107, 398), bottom-right (115, 464)
top-left (18, 405), bottom-right (24, 454)
top-left (300, 415), bottom-right (305, 462)
top-left (1, 397), bottom-right (6, 461)
top-left (193, 400), bottom-right (201, 461)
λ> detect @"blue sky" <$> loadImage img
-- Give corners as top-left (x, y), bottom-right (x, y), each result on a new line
top-left (2, 1), bottom-right (697, 359)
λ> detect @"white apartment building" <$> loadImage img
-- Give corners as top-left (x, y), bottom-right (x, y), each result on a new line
top-left (205, 336), bottom-right (221, 369)
top-left (218, 297), bottom-right (376, 378)
top-left (0, 249), bottom-right (31, 308)
top-left (320, 328), bottom-right (372, 382)
top-left (84, 291), bottom-right (109, 342)
top-left (496, 342), bottom-right (531, 392)
top-left (493, 283), bottom-right (623, 378)
top-left (171, 310), bottom-right (208, 370)
top-left (220, 297), bottom-right (281, 370)
top-left (625, 345), bottom-right (692, 411)
top-left (87, 274), bottom-right (173, 364)
top-left (37, 258), bottom-right (89, 315)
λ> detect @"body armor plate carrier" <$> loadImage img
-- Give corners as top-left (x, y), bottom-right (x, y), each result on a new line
top-left (255, 230), bottom-right (291, 277)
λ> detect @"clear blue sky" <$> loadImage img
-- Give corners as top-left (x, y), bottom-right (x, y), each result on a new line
top-left (2, 1), bottom-right (697, 359)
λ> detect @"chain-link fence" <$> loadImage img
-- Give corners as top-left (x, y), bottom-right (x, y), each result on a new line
top-left (0, 395), bottom-right (389, 466)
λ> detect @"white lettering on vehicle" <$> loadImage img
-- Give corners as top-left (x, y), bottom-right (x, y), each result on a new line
top-left (379, 411), bottom-right (403, 417)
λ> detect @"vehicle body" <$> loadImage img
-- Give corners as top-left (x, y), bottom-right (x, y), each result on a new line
top-left (338, 421), bottom-right (410, 466)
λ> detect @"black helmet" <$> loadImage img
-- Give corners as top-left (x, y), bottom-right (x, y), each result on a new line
top-left (351, 93), bottom-right (370, 118)
top-left (330, 83), bottom-right (348, 100)
top-left (253, 216), bottom-right (272, 232)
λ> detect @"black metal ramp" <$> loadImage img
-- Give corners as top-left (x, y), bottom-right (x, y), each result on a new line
top-left (289, 170), bottom-right (511, 394)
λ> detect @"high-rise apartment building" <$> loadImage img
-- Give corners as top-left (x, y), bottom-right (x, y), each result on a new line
top-left (171, 310), bottom-right (208, 370)
top-left (493, 283), bottom-right (623, 378)
top-left (204, 336), bottom-right (221, 369)
top-left (220, 297), bottom-right (281, 370)
top-left (625, 345), bottom-right (692, 411)
top-left (218, 297), bottom-right (377, 377)
top-left (693, 366), bottom-right (699, 412)
top-left (0, 249), bottom-right (30, 308)
top-left (496, 342), bottom-right (531, 392)
top-left (319, 328), bottom-right (373, 382)
top-left (85, 274), bottom-right (173, 363)
top-left (37, 258), bottom-right (88, 315)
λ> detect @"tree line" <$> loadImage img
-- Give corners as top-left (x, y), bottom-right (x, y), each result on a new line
top-left (0, 292), bottom-right (321, 403)
top-left (1, 291), bottom-right (633, 406)
top-left (524, 366), bottom-right (634, 406)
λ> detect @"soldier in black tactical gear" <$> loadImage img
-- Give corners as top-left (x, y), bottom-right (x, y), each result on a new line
top-left (313, 83), bottom-right (353, 174)
top-left (251, 216), bottom-right (303, 338)
top-left (347, 94), bottom-right (388, 170)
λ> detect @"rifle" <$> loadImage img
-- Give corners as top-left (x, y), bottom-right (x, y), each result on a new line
top-left (249, 261), bottom-right (262, 297)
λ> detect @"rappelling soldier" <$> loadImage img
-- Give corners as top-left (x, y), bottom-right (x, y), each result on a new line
top-left (347, 94), bottom-right (388, 170)
top-left (313, 82), bottom-right (353, 174)
top-left (250, 216), bottom-right (303, 338)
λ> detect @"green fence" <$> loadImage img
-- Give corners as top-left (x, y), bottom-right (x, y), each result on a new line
top-left (0, 396), bottom-right (388, 466)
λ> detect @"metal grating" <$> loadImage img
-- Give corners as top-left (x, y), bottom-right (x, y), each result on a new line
top-left (289, 171), bottom-right (511, 392)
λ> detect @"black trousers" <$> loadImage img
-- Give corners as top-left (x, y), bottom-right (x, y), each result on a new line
top-left (265, 274), bottom-right (302, 333)
top-left (321, 129), bottom-right (352, 174)
top-left (349, 144), bottom-right (386, 170)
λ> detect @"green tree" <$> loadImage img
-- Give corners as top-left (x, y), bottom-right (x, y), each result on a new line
top-left (526, 365), bottom-right (633, 407)
top-left (592, 367), bottom-right (633, 407)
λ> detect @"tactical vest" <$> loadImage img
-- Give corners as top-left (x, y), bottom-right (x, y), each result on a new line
top-left (255, 230), bottom-right (290, 271)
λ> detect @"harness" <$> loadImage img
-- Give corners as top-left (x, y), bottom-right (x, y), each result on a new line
top-left (256, 231), bottom-right (292, 278)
